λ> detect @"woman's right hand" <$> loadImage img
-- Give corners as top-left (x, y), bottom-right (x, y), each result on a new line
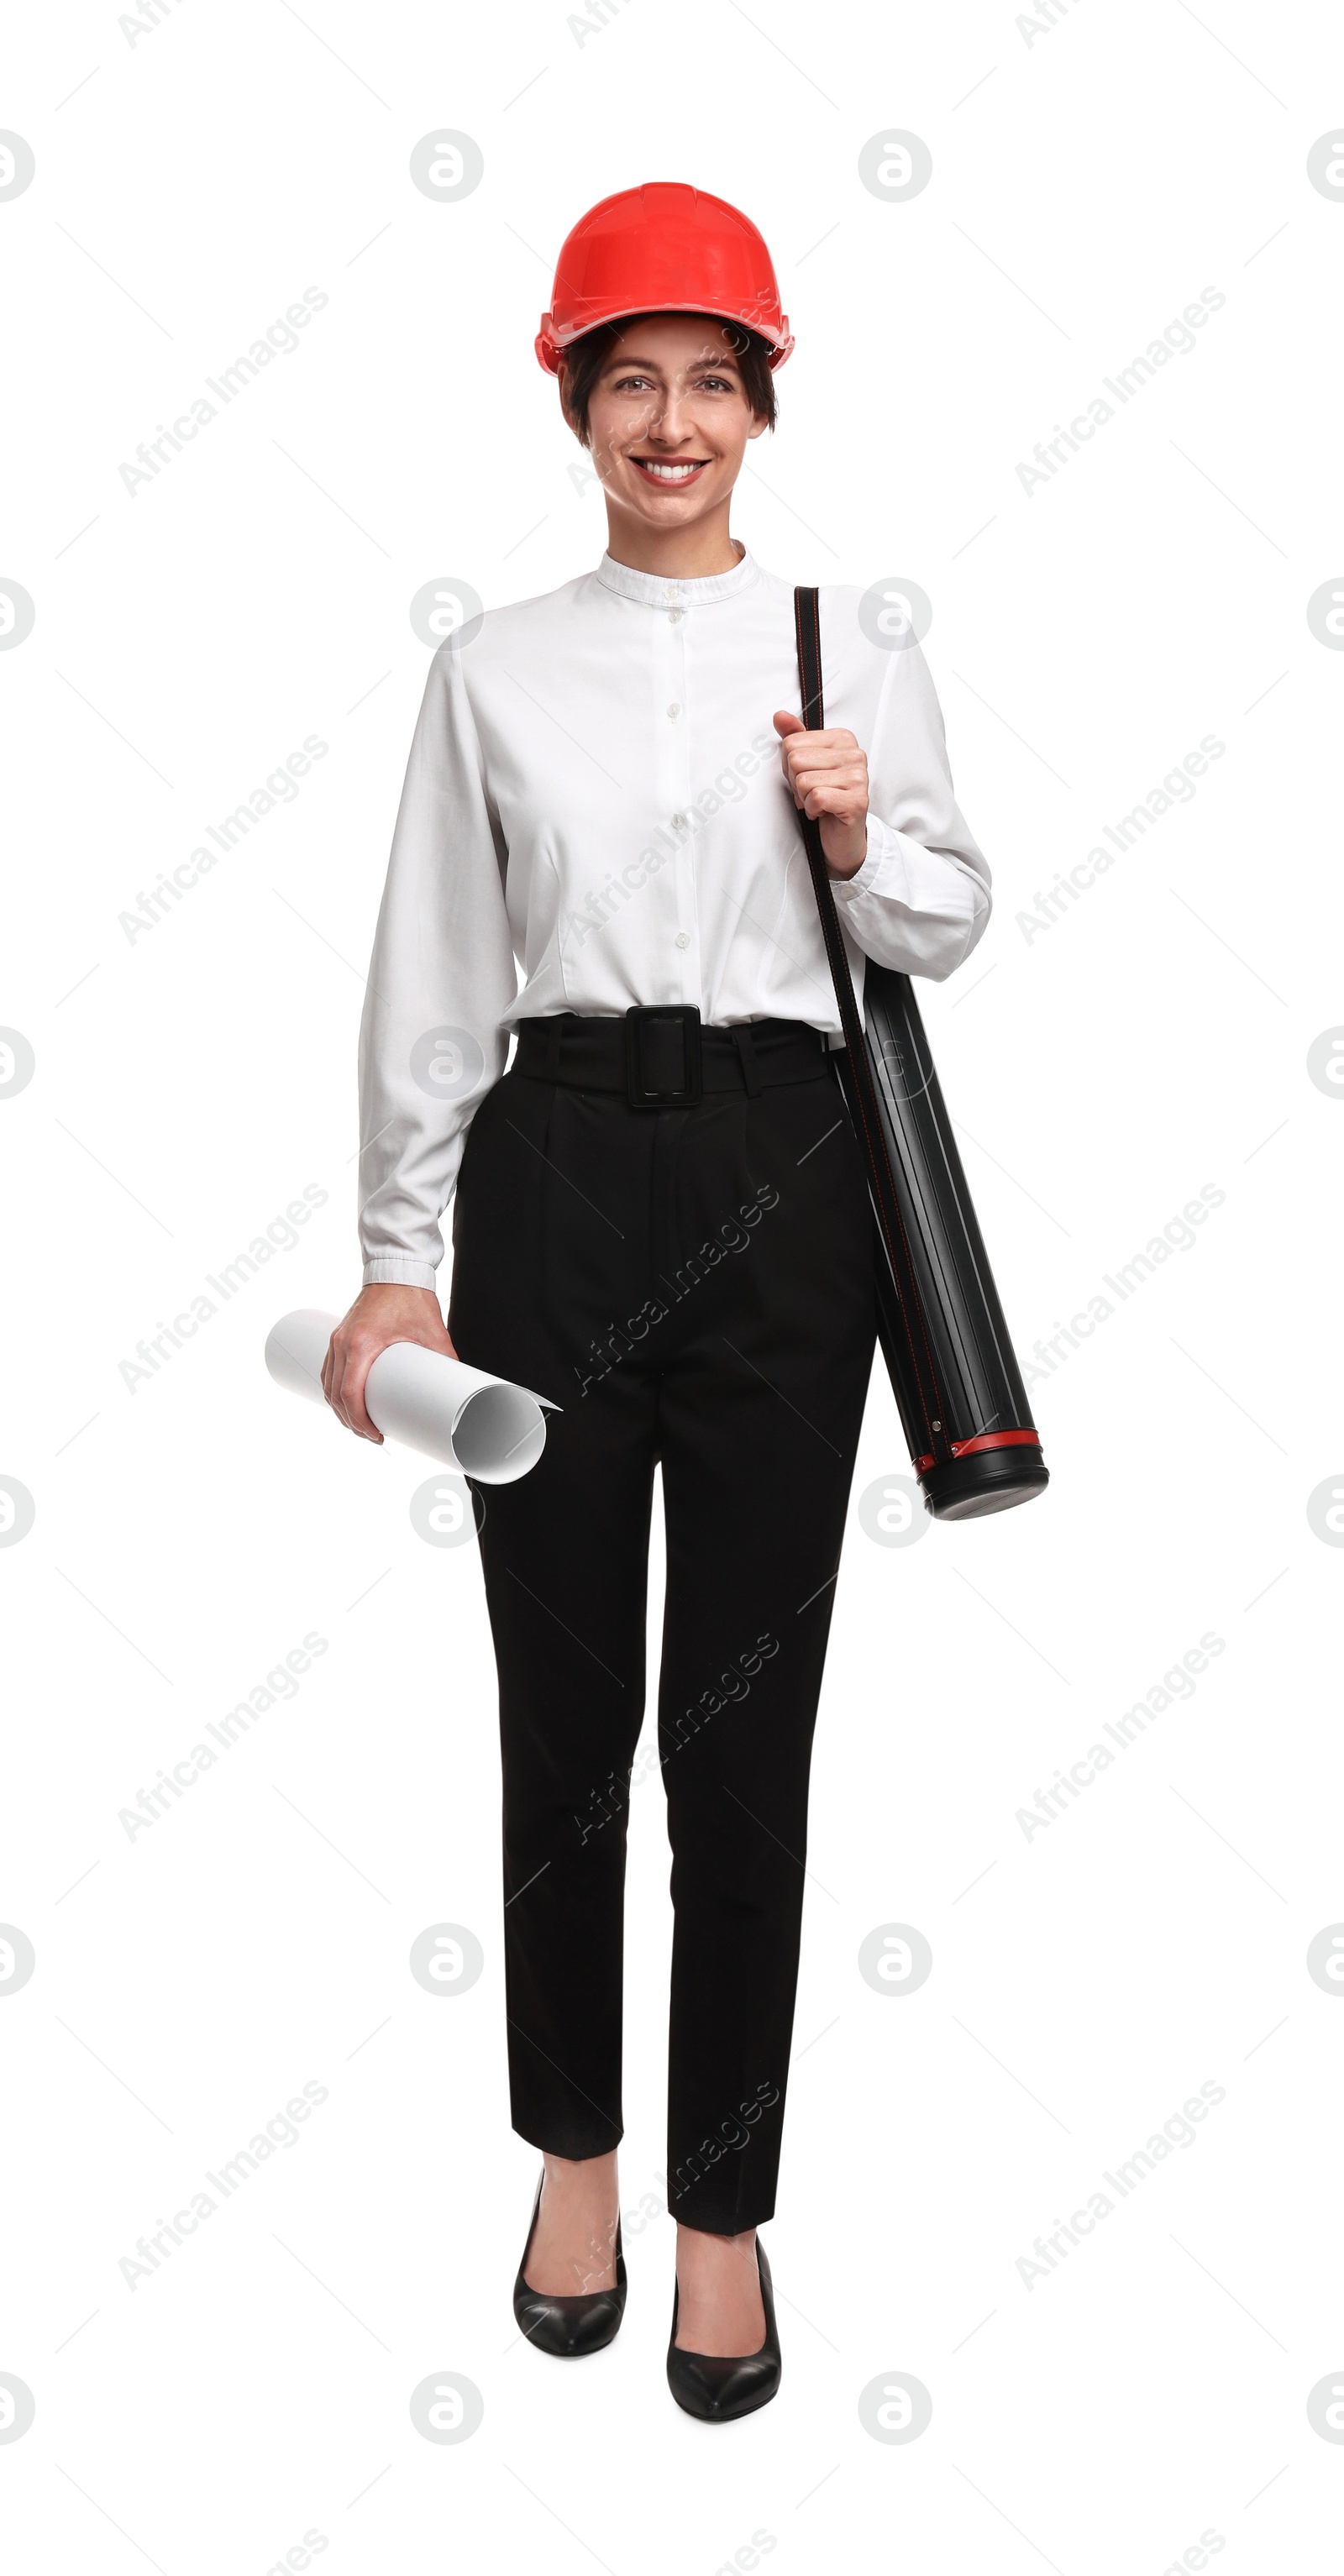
top-left (321, 1284), bottom-right (457, 1443)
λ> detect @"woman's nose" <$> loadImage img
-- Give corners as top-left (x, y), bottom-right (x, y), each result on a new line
top-left (648, 396), bottom-right (693, 443)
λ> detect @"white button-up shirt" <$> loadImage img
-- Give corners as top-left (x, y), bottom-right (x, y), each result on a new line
top-left (359, 547), bottom-right (991, 1287)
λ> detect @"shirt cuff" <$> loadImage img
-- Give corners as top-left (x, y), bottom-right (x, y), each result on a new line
top-left (362, 1257), bottom-right (440, 1291)
top-left (828, 815), bottom-right (885, 900)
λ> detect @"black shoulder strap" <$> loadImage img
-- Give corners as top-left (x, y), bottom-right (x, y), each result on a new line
top-left (795, 580), bottom-right (827, 732)
top-left (791, 586), bottom-right (946, 1456)
top-left (791, 586), bottom-right (864, 1065)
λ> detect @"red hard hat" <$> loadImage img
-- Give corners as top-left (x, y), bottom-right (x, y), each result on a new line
top-left (536, 181), bottom-right (793, 375)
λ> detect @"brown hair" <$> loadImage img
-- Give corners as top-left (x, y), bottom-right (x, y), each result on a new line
top-left (559, 312), bottom-right (778, 447)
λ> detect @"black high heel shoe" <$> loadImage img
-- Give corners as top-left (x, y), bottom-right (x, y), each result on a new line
top-left (512, 2173), bottom-right (627, 2358)
top-left (666, 2235), bottom-right (781, 2421)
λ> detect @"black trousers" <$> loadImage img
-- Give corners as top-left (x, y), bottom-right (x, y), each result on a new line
top-left (448, 1015), bottom-right (876, 2232)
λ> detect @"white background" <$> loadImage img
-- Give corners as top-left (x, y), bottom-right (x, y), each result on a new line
top-left (3, 3), bottom-right (1342, 2570)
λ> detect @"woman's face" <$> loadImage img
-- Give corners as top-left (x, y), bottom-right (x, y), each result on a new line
top-left (575, 313), bottom-right (768, 535)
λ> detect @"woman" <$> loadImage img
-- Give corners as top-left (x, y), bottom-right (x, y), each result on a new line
top-left (323, 181), bottom-right (990, 2421)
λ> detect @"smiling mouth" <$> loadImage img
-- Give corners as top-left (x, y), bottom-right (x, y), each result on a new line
top-left (631, 457), bottom-right (710, 484)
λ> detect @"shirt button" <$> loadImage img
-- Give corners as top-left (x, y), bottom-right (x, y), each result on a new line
top-left (675, 931), bottom-right (690, 950)
top-left (668, 608), bottom-right (684, 622)
top-left (671, 812), bottom-right (687, 829)
top-left (667, 702), bottom-right (681, 717)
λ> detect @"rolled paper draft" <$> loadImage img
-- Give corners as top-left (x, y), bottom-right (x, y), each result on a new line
top-left (265, 1309), bottom-right (555, 1484)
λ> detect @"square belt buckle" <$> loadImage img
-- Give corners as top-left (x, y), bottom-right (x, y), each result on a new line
top-left (625, 1004), bottom-right (702, 1108)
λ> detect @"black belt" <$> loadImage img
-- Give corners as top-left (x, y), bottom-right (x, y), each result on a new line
top-left (512, 1008), bottom-right (832, 1108)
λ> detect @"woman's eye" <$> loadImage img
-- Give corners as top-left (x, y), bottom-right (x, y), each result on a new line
top-left (611, 373), bottom-right (734, 393)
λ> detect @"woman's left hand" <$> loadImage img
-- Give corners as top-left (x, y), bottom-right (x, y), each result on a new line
top-left (773, 711), bottom-right (869, 879)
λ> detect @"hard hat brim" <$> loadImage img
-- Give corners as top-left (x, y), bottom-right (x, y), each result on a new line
top-left (536, 303), bottom-right (794, 376)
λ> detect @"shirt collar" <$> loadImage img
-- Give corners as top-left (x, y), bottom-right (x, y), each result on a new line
top-left (595, 546), bottom-right (760, 608)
